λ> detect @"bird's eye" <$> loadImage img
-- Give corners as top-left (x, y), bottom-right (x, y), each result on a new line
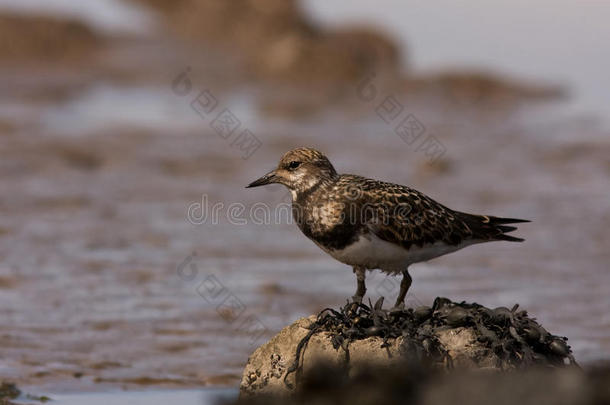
top-left (287, 161), bottom-right (301, 170)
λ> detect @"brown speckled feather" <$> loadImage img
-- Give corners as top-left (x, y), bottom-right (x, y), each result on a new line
top-left (295, 174), bottom-right (528, 253)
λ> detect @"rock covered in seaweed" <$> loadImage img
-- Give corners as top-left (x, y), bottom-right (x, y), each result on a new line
top-left (235, 362), bottom-right (607, 405)
top-left (239, 297), bottom-right (577, 397)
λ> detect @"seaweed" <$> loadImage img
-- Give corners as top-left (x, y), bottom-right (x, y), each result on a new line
top-left (284, 297), bottom-right (578, 387)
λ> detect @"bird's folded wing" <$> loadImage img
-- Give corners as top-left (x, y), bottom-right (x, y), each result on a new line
top-left (363, 187), bottom-right (473, 250)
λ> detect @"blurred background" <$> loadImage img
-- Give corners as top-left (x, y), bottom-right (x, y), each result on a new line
top-left (0, 0), bottom-right (609, 399)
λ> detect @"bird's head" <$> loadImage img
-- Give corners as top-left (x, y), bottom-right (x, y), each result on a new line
top-left (246, 147), bottom-right (338, 195)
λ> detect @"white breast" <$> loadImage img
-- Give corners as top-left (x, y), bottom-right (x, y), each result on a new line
top-left (324, 233), bottom-right (478, 273)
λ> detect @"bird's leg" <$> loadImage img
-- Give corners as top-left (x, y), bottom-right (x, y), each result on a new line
top-left (352, 266), bottom-right (366, 303)
top-left (394, 269), bottom-right (412, 308)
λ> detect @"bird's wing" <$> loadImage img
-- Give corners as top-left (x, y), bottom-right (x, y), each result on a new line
top-left (340, 176), bottom-right (528, 249)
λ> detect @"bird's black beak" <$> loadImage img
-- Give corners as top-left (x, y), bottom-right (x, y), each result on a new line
top-left (246, 170), bottom-right (278, 188)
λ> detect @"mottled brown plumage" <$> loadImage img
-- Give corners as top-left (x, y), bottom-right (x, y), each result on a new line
top-left (247, 147), bottom-right (529, 306)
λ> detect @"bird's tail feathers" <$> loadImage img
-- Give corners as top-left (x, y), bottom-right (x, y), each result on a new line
top-left (459, 213), bottom-right (529, 242)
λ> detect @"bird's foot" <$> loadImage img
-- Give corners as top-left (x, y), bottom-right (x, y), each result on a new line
top-left (351, 295), bottom-right (363, 304)
top-left (390, 301), bottom-right (405, 313)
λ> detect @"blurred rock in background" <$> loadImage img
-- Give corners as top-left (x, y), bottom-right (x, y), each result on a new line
top-left (0, 14), bottom-right (102, 64)
top-left (130, 0), bottom-right (401, 85)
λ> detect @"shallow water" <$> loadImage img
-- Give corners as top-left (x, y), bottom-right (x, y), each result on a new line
top-left (0, 0), bottom-right (609, 395)
top-left (20, 388), bottom-right (237, 405)
top-left (1, 86), bottom-right (609, 391)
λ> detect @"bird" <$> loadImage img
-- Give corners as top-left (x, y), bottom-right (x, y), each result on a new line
top-left (246, 147), bottom-right (529, 307)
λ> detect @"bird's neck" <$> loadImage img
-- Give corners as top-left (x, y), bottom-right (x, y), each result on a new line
top-left (290, 175), bottom-right (337, 204)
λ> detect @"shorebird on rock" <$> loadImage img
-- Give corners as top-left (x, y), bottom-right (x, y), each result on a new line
top-left (246, 147), bottom-right (529, 307)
